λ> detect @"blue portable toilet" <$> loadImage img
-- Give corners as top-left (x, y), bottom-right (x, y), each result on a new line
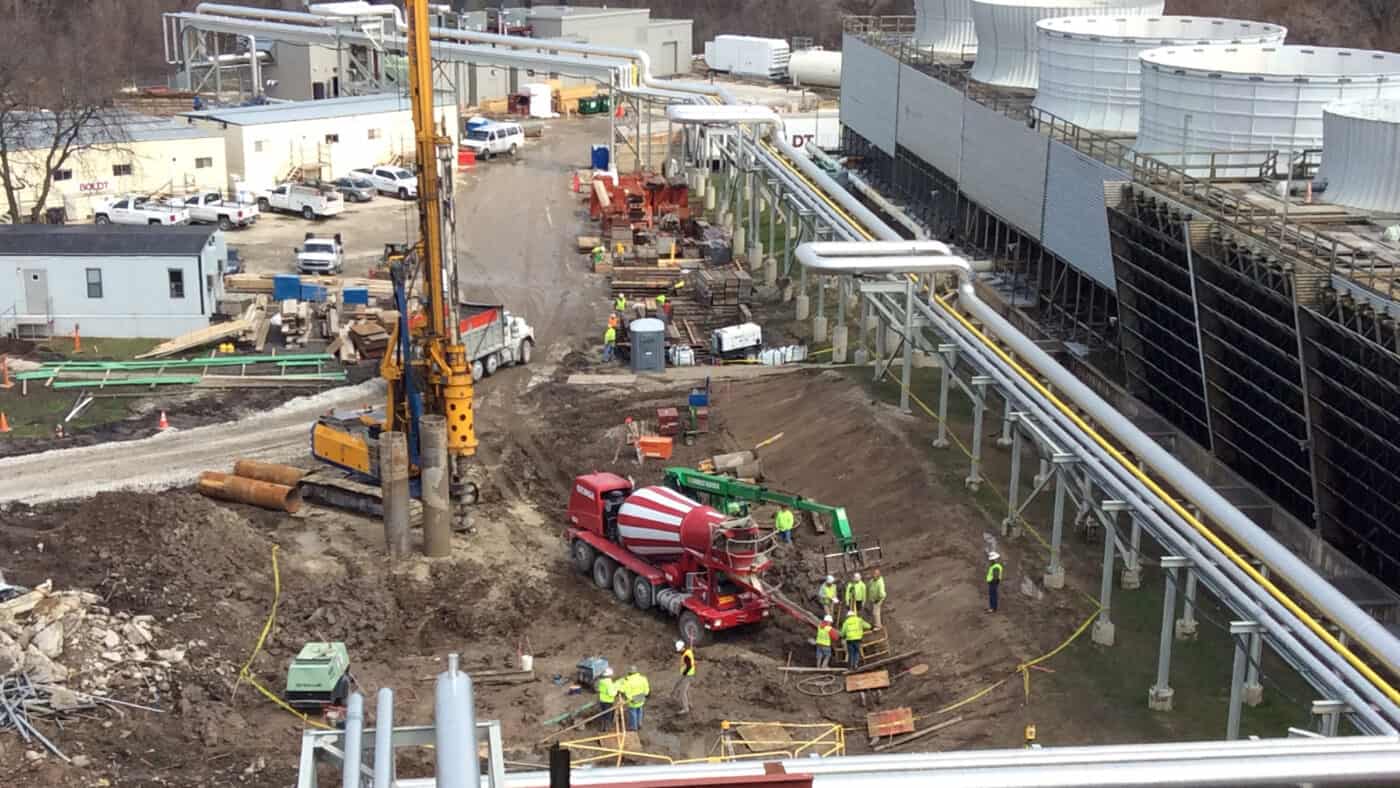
top-left (591, 144), bottom-right (610, 172)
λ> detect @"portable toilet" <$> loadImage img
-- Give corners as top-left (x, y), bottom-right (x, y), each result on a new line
top-left (591, 144), bottom-right (610, 171)
top-left (629, 318), bottom-right (665, 373)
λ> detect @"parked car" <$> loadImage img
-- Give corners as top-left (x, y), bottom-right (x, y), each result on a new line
top-left (296, 233), bottom-right (344, 275)
top-left (257, 183), bottom-right (344, 220)
top-left (176, 191), bottom-right (260, 230)
top-left (462, 121), bottom-right (525, 160)
top-left (350, 166), bottom-right (418, 199)
top-left (92, 196), bottom-right (190, 226)
top-left (333, 176), bottom-right (376, 203)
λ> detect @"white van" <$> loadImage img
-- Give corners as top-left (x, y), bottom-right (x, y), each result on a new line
top-left (463, 121), bottom-right (525, 160)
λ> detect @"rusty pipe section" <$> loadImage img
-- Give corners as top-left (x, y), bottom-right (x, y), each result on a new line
top-left (197, 471), bottom-right (303, 513)
top-left (232, 459), bottom-right (306, 487)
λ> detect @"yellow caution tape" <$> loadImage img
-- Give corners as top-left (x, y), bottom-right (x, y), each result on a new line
top-left (237, 545), bottom-right (333, 731)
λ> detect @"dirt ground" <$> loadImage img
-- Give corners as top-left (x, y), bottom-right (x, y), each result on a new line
top-left (0, 116), bottom-right (1089, 785)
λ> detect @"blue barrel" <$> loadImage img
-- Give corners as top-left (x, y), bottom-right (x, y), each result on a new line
top-left (591, 144), bottom-right (610, 171)
top-left (342, 287), bottom-right (370, 306)
top-left (299, 283), bottom-right (328, 303)
top-left (273, 274), bottom-right (300, 301)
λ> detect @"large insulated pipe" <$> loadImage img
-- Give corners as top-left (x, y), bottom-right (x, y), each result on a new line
top-left (232, 459), bottom-right (306, 487)
top-left (195, 3), bottom-right (331, 26)
top-left (373, 687), bottom-right (395, 788)
top-left (380, 431), bottom-right (410, 557)
top-left (435, 653), bottom-right (480, 788)
top-left (196, 471), bottom-right (302, 513)
top-left (420, 414), bottom-right (452, 558)
top-left (796, 241), bottom-right (1400, 730)
top-left (343, 692), bottom-right (365, 788)
top-left (771, 137), bottom-right (902, 241)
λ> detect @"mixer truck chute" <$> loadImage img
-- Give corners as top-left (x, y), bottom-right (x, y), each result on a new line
top-left (566, 472), bottom-right (815, 645)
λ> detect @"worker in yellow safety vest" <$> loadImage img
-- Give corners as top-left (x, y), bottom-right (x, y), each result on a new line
top-left (869, 567), bottom-right (887, 630)
top-left (615, 292), bottom-right (627, 313)
top-left (603, 325), bottom-right (617, 363)
top-left (814, 614), bottom-right (838, 668)
top-left (817, 575), bottom-right (838, 617)
top-left (774, 505), bottom-right (795, 544)
top-left (671, 640), bottom-right (696, 714)
top-left (986, 552), bottom-right (1003, 613)
top-left (592, 246), bottom-right (607, 268)
top-left (619, 665), bottom-right (650, 731)
top-left (594, 666), bottom-right (618, 728)
top-left (841, 609), bottom-right (872, 670)
top-left (844, 572), bottom-right (867, 615)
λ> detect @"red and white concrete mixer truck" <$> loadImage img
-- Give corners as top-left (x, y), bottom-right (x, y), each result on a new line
top-left (565, 472), bottom-right (814, 644)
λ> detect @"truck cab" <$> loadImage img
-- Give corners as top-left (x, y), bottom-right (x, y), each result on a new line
top-left (568, 472), bottom-right (632, 541)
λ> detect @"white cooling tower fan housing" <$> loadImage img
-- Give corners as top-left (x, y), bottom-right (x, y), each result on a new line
top-left (968, 0), bottom-right (1165, 90)
top-left (1318, 99), bottom-right (1400, 213)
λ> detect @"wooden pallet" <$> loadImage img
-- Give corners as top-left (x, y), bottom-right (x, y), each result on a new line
top-left (845, 670), bottom-right (890, 693)
top-left (866, 708), bottom-right (915, 739)
top-left (733, 723), bottom-right (794, 753)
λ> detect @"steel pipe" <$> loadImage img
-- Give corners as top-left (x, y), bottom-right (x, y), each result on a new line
top-left (231, 459), bottom-right (306, 487)
top-left (343, 692), bottom-right (365, 788)
top-left (196, 471), bottom-right (302, 513)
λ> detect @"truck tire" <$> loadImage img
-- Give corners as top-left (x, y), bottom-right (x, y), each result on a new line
top-left (301, 205), bottom-right (315, 220)
top-left (471, 359), bottom-right (484, 382)
top-left (257, 198), bottom-right (270, 212)
top-left (509, 144), bottom-right (519, 157)
top-left (485, 353), bottom-right (500, 376)
top-left (398, 188), bottom-right (409, 200)
top-left (148, 219), bottom-right (161, 226)
top-left (218, 216), bottom-right (233, 231)
top-left (592, 555), bottom-right (616, 590)
top-left (519, 339), bottom-right (533, 365)
top-left (571, 539), bottom-right (595, 574)
top-left (612, 568), bottom-right (633, 604)
top-left (632, 577), bottom-right (655, 611)
top-left (678, 611), bottom-right (709, 647)
top-left (94, 215), bottom-right (110, 224)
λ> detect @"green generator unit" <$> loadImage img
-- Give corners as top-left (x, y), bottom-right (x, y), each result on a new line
top-left (285, 642), bottom-right (351, 710)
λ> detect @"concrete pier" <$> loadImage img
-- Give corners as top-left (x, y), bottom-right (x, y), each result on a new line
top-left (813, 315), bottom-right (828, 344)
top-left (831, 325), bottom-right (849, 363)
top-left (420, 415), bottom-right (451, 558)
top-left (380, 431), bottom-right (410, 558)
top-left (795, 294), bottom-right (810, 321)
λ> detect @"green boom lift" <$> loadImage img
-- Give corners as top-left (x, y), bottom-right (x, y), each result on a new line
top-left (663, 467), bottom-right (881, 570)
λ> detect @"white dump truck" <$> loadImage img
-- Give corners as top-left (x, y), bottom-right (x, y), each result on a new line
top-left (458, 302), bottom-right (535, 381)
top-left (177, 192), bottom-right (260, 230)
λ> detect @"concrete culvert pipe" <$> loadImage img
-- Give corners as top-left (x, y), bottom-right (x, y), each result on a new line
top-left (198, 471), bottom-right (303, 513)
top-left (232, 459), bottom-right (307, 487)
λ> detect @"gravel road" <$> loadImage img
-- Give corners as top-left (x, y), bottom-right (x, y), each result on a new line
top-left (0, 381), bottom-right (382, 504)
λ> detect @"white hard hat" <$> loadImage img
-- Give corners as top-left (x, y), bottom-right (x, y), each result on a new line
top-left (853, 572), bottom-right (862, 581)
top-left (823, 614), bottom-right (832, 623)
top-left (989, 552), bottom-right (1000, 561)
top-left (675, 640), bottom-right (685, 652)
top-left (603, 667), bottom-right (614, 677)
top-left (825, 575), bottom-right (835, 584)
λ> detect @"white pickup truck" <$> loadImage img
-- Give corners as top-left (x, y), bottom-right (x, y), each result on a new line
top-left (176, 192), bottom-right (260, 230)
top-left (92, 196), bottom-right (190, 226)
top-left (257, 183), bottom-right (344, 220)
top-left (295, 234), bottom-right (345, 275)
top-left (350, 166), bottom-right (418, 199)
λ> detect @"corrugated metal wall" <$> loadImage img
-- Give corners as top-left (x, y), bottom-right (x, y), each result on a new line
top-left (1042, 143), bottom-right (1118, 289)
top-left (840, 35), bottom-right (899, 155)
top-left (959, 100), bottom-right (1048, 240)
top-left (895, 64), bottom-right (964, 178)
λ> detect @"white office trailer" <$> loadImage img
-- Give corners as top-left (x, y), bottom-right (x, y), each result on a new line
top-left (2, 225), bottom-right (227, 339)
top-left (183, 95), bottom-right (460, 193)
top-left (1, 114), bottom-right (226, 222)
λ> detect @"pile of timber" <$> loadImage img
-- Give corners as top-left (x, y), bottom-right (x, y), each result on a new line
top-left (137, 298), bottom-right (271, 359)
top-left (609, 267), bottom-right (689, 297)
top-left (348, 319), bottom-right (391, 360)
top-left (692, 266), bottom-right (752, 307)
top-left (224, 273), bottom-right (394, 299)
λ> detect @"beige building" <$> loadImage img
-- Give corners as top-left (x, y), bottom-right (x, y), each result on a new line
top-left (4, 115), bottom-right (227, 222)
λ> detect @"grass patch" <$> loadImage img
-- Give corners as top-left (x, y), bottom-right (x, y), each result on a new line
top-left (34, 337), bottom-right (162, 361)
top-left (0, 388), bottom-right (130, 438)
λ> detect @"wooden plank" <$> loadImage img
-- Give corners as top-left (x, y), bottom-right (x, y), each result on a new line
top-left (872, 715), bottom-right (964, 752)
top-left (845, 669), bottom-right (890, 692)
top-left (733, 723), bottom-right (794, 753)
top-left (866, 707), bottom-right (915, 738)
top-left (136, 319), bottom-right (252, 359)
top-left (850, 649), bottom-right (923, 676)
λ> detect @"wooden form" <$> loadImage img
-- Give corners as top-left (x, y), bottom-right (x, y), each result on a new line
top-left (845, 669), bottom-right (890, 692)
top-left (866, 707), bottom-right (915, 738)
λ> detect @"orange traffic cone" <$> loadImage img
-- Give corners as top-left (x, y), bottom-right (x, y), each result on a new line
top-left (0, 355), bottom-right (11, 389)
top-left (572, 172), bottom-right (580, 193)
top-left (0, 412), bottom-right (10, 433)
top-left (158, 410), bottom-right (170, 430)
top-left (72, 324), bottom-right (81, 353)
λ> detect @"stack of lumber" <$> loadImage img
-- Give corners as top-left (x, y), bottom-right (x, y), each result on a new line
top-left (349, 319), bottom-right (391, 359)
top-left (692, 267), bottom-right (753, 306)
top-left (137, 299), bottom-right (269, 359)
top-left (224, 273), bottom-right (393, 299)
top-left (609, 268), bottom-right (688, 297)
top-left (279, 300), bottom-right (317, 348)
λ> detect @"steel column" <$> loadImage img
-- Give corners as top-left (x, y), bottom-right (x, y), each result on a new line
top-left (1177, 566), bottom-right (1200, 640)
top-left (1094, 512), bottom-right (1118, 646)
top-left (1046, 462), bottom-right (1068, 588)
top-left (933, 345), bottom-right (955, 449)
top-left (967, 376), bottom-right (991, 489)
top-left (1228, 621), bottom-right (1264, 740)
top-left (1004, 415), bottom-right (1023, 535)
top-left (1151, 556), bottom-right (1190, 711)
top-left (900, 279), bottom-right (914, 414)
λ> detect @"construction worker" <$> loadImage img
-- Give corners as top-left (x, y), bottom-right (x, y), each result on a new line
top-left (619, 665), bottom-right (650, 731)
top-left (844, 572), bottom-right (867, 615)
top-left (986, 552), bottom-right (1004, 613)
top-left (615, 292), bottom-right (627, 313)
top-left (672, 640), bottom-right (695, 714)
top-left (595, 667), bottom-right (619, 728)
top-left (817, 575), bottom-right (838, 617)
top-left (869, 567), bottom-right (887, 630)
top-left (603, 324), bottom-right (617, 362)
top-left (841, 609), bottom-right (872, 670)
top-left (607, 311), bottom-right (620, 331)
top-left (814, 614), bottom-right (838, 668)
top-left (774, 505), bottom-right (795, 544)
top-left (592, 246), bottom-right (606, 268)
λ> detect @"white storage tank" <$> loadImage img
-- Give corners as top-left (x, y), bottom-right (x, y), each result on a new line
top-left (788, 49), bottom-right (842, 88)
top-left (704, 35), bottom-right (792, 80)
top-left (1136, 45), bottom-right (1400, 171)
top-left (1318, 99), bottom-right (1400, 213)
top-left (1033, 16), bottom-right (1287, 135)
top-left (969, 0), bottom-right (1165, 90)
top-left (916, 0), bottom-right (978, 56)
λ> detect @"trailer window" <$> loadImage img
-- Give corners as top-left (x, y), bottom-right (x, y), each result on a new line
top-left (86, 268), bottom-right (103, 299)
top-left (168, 268), bottom-right (185, 299)
top-left (112, 163), bottom-right (132, 177)
top-left (195, 157), bottom-right (213, 169)
top-left (53, 169), bottom-right (73, 182)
